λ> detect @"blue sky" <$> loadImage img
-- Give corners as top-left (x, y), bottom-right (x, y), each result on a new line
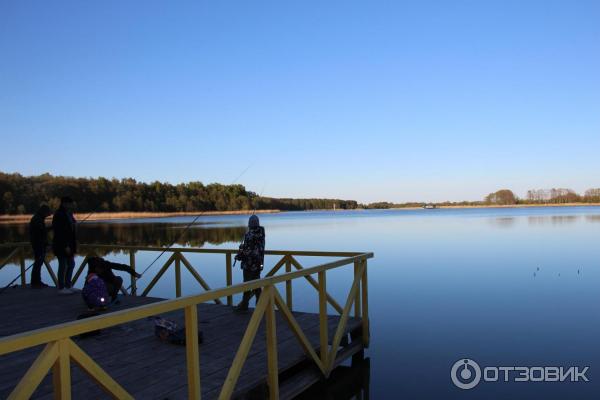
top-left (1, 1), bottom-right (599, 203)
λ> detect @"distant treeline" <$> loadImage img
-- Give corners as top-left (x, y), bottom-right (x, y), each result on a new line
top-left (0, 173), bottom-right (359, 214)
top-left (483, 188), bottom-right (600, 205)
top-left (358, 188), bottom-right (600, 209)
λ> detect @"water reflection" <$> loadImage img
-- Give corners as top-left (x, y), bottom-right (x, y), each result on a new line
top-left (487, 213), bottom-right (596, 228)
top-left (487, 217), bottom-right (516, 228)
top-left (0, 222), bottom-right (246, 262)
top-left (528, 215), bottom-right (579, 225)
top-left (585, 215), bottom-right (600, 223)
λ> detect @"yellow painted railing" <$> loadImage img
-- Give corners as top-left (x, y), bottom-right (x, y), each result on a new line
top-left (0, 242), bottom-right (373, 399)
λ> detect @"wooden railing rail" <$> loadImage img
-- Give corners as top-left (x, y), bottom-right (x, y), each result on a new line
top-left (0, 242), bottom-right (373, 399)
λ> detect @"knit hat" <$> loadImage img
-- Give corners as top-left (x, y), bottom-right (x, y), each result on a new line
top-left (248, 215), bottom-right (260, 228)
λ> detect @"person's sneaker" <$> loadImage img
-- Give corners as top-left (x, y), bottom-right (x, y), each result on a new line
top-left (68, 288), bottom-right (81, 293)
top-left (58, 288), bottom-right (75, 295)
top-left (31, 282), bottom-right (49, 289)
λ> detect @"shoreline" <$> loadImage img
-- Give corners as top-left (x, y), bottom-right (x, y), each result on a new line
top-left (418, 203), bottom-right (600, 210)
top-left (381, 203), bottom-right (600, 211)
top-left (2, 203), bottom-right (600, 224)
top-left (0, 209), bottom-right (281, 224)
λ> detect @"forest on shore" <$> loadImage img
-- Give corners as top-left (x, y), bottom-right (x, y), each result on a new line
top-left (1, 172), bottom-right (599, 215)
top-left (0, 172), bottom-right (358, 214)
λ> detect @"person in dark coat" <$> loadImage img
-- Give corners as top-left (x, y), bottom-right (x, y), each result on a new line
top-left (29, 204), bottom-right (52, 288)
top-left (52, 196), bottom-right (77, 294)
top-left (234, 215), bottom-right (265, 311)
top-left (86, 256), bottom-right (141, 302)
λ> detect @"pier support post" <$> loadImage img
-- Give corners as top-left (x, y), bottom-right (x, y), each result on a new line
top-left (361, 259), bottom-right (370, 347)
top-left (20, 247), bottom-right (26, 287)
top-left (353, 260), bottom-right (362, 318)
top-left (175, 252), bottom-right (182, 298)
top-left (52, 339), bottom-right (71, 400)
top-left (265, 287), bottom-right (279, 399)
top-left (185, 305), bottom-right (201, 399)
top-left (226, 253), bottom-right (233, 306)
top-left (285, 255), bottom-right (293, 310)
top-left (129, 251), bottom-right (136, 296)
top-left (318, 270), bottom-right (328, 370)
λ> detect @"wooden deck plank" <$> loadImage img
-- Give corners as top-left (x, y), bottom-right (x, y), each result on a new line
top-left (0, 287), bottom-right (363, 399)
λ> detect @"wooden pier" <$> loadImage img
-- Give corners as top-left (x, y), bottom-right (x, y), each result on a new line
top-left (0, 244), bottom-right (373, 399)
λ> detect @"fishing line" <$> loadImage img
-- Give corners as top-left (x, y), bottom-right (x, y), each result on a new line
top-left (231, 163), bottom-right (253, 187)
top-left (128, 163), bottom-right (255, 289)
top-left (252, 182), bottom-right (267, 215)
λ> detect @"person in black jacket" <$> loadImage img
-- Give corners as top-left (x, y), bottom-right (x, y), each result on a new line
top-left (29, 205), bottom-right (52, 288)
top-left (52, 196), bottom-right (78, 294)
top-left (87, 256), bottom-right (141, 302)
top-left (233, 215), bottom-right (266, 312)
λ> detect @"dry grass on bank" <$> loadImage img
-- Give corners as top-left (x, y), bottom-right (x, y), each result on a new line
top-left (0, 209), bottom-right (281, 224)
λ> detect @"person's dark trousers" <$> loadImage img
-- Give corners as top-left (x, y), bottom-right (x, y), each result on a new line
top-left (104, 276), bottom-right (123, 301)
top-left (240, 269), bottom-right (262, 306)
top-left (31, 247), bottom-right (45, 286)
top-left (57, 256), bottom-right (75, 289)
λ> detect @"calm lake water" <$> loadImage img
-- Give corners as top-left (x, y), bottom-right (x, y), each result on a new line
top-left (2, 206), bottom-right (600, 399)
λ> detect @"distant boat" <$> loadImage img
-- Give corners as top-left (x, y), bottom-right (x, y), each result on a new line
top-left (422, 204), bottom-right (437, 209)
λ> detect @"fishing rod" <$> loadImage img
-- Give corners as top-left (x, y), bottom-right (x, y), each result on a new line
top-left (128, 164), bottom-right (255, 289)
top-left (0, 208), bottom-right (98, 294)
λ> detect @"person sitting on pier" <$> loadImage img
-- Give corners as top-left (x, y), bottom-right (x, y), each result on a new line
top-left (82, 271), bottom-right (110, 311)
top-left (86, 256), bottom-right (141, 303)
top-left (29, 204), bottom-right (52, 289)
top-left (233, 215), bottom-right (265, 312)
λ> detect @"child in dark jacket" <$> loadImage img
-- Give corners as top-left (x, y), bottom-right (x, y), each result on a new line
top-left (86, 257), bottom-right (141, 302)
top-left (82, 272), bottom-right (109, 310)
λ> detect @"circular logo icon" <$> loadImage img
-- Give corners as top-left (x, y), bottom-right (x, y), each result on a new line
top-left (451, 358), bottom-right (481, 390)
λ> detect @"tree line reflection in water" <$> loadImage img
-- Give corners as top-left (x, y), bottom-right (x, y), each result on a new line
top-left (488, 214), bottom-right (600, 228)
top-left (0, 222), bottom-right (247, 261)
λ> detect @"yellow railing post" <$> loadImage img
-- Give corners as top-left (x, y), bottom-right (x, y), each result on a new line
top-left (265, 286), bottom-right (279, 399)
top-left (175, 252), bottom-right (182, 298)
top-left (226, 253), bottom-right (233, 306)
top-left (326, 261), bottom-right (365, 372)
top-left (318, 270), bottom-right (328, 370)
top-left (353, 260), bottom-right (362, 318)
top-left (19, 246), bottom-right (26, 287)
top-left (219, 286), bottom-right (271, 400)
top-left (8, 342), bottom-right (59, 400)
top-left (130, 250), bottom-right (136, 296)
top-left (289, 256), bottom-right (343, 314)
top-left (285, 255), bottom-right (293, 310)
top-left (185, 305), bottom-right (201, 399)
top-left (361, 259), bottom-right (370, 347)
top-left (53, 339), bottom-right (71, 400)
